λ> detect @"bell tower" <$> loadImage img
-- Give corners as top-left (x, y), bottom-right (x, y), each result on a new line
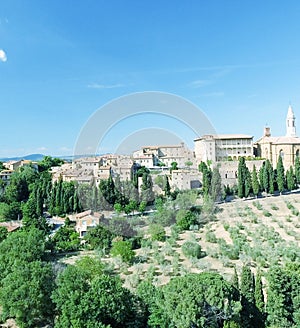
top-left (286, 105), bottom-right (296, 137)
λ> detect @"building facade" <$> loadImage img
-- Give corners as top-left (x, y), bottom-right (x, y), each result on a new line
top-left (194, 134), bottom-right (253, 163)
top-left (255, 105), bottom-right (300, 169)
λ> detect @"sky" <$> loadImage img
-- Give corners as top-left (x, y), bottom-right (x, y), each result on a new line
top-left (2, 0), bottom-right (300, 157)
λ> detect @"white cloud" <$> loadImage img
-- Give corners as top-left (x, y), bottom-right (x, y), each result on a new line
top-left (87, 83), bottom-right (124, 89)
top-left (0, 49), bottom-right (7, 62)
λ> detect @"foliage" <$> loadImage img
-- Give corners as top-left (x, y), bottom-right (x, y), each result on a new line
top-left (84, 224), bottom-right (115, 252)
top-left (181, 241), bottom-right (202, 259)
top-left (0, 261), bottom-right (55, 328)
top-left (276, 155), bottom-right (285, 194)
top-left (0, 228), bottom-right (46, 280)
top-left (199, 161), bottom-right (212, 197)
top-left (51, 223), bottom-right (80, 252)
top-left (110, 240), bottom-right (135, 263)
top-left (147, 272), bottom-right (240, 328)
top-left (148, 223), bottom-right (166, 241)
top-left (210, 166), bottom-right (222, 202)
top-left (252, 165), bottom-right (260, 197)
top-left (267, 263), bottom-right (300, 327)
top-left (53, 265), bottom-right (146, 328)
top-left (176, 209), bottom-right (197, 230)
top-left (38, 156), bottom-right (64, 172)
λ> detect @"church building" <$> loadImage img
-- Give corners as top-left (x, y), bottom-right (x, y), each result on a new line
top-left (255, 105), bottom-right (300, 169)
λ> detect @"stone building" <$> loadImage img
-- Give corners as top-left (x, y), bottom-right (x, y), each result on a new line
top-left (255, 105), bottom-right (300, 169)
top-left (194, 134), bottom-right (253, 163)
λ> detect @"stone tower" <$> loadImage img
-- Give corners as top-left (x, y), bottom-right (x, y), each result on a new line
top-left (286, 105), bottom-right (296, 137)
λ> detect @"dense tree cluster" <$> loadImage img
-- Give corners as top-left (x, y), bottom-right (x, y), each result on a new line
top-left (237, 156), bottom-right (300, 198)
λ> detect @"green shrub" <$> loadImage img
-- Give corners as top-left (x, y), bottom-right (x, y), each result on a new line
top-left (148, 223), bottom-right (166, 242)
top-left (181, 241), bottom-right (202, 259)
top-left (263, 210), bottom-right (272, 217)
top-left (110, 240), bottom-right (134, 263)
top-left (270, 204), bottom-right (279, 211)
top-left (205, 231), bottom-right (218, 243)
top-left (253, 201), bottom-right (263, 210)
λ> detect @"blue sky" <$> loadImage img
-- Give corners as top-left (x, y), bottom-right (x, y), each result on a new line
top-left (1, 1), bottom-right (300, 157)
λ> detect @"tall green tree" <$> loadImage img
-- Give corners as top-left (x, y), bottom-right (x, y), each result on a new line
top-left (286, 166), bottom-right (296, 191)
top-left (0, 261), bottom-right (55, 328)
top-left (255, 270), bottom-right (265, 315)
top-left (210, 166), bottom-right (222, 202)
top-left (237, 157), bottom-right (248, 198)
top-left (295, 155), bottom-right (300, 185)
top-left (276, 155), bottom-right (285, 194)
top-left (252, 165), bottom-right (260, 197)
top-left (199, 161), bottom-right (212, 197)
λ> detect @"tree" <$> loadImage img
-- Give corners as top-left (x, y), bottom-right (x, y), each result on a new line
top-left (210, 166), bottom-right (222, 202)
top-left (110, 240), bottom-right (135, 263)
top-left (237, 157), bottom-right (247, 198)
top-left (252, 165), bottom-right (260, 198)
top-left (295, 156), bottom-right (300, 185)
top-left (266, 264), bottom-right (300, 327)
top-left (287, 166), bottom-right (296, 191)
top-left (199, 161), bottom-right (212, 197)
top-left (51, 224), bottom-right (80, 253)
top-left (163, 175), bottom-right (171, 197)
top-left (176, 209), bottom-right (197, 230)
top-left (53, 265), bottom-right (146, 328)
top-left (140, 173), bottom-right (154, 204)
top-left (240, 265), bottom-right (264, 328)
top-left (0, 228), bottom-right (46, 280)
top-left (84, 224), bottom-right (115, 252)
top-left (276, 155), bottom-right (285, 194)
top-left (138, 201), bottom-right (147, 215)
top-left (0, 261), bottom-right (54, 328)
top-left (170, 161), bottom-right (178, 172)
top-left (38, 156), bottom-right (64, 172)
top-left (148, 223), bottom-right (165, 241)
top-left (147, 273), bottom-right (240, 328)
top-left (255, 270), bottom-right (265, 315)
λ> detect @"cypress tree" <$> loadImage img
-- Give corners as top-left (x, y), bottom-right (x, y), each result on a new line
top-left (255, 270), bottom-right (265, 314)
top-left (252, 165), bottom-right (260, 198)
top-left (276, 155), bottom-right (285, 194)
top-left (295, 156), bottom-right (300, 185)
top-left (287, 166), bottom-right (296, 191)
top-left (259, 163), bottom-right (265, 192)
top-left (240, 265), bottom-right (255, 328)
top-left (245, 167), bottom-right (252, 198)
top-left (238, 157), bottom-right (246, 198)
top-left (268, 162), bottom-right (275, 194)
top-left (210, 166), bottom-right (222, 202)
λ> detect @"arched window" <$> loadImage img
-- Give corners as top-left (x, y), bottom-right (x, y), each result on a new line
top-left (296, 149), bottom-right (300, 158)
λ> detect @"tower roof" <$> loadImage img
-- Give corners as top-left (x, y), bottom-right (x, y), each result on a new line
top-left (287, 104), bottom-right (295, 119)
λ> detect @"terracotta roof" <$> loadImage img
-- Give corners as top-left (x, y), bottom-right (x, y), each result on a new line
top-left (255, 135), bottom-right (300, 145)
top-left (195, 134), bottom-right (253, 141)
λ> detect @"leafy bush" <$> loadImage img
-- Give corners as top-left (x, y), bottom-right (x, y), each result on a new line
top-left (205, 231), bottom-right (218, 243)
top-left (110, 240), bottom-right (134, 263)
top-left (270, 204), bottom-right (279, 211)
top-left (176, 210), bottom-right (197, 231)
top-left (148, 223), bottom-right (166, 242)
top-left (253, 201), bottom-right (263, 210)
top-left (263, 210), bottom-right (272, 217)
top-left (181, 241), bottom-right (202, 259)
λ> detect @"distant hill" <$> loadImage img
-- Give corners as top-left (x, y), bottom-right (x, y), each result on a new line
top-left (0, 153), bottom-right (104, 162)
top-left (0, 153), bottom-right (45, 162)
